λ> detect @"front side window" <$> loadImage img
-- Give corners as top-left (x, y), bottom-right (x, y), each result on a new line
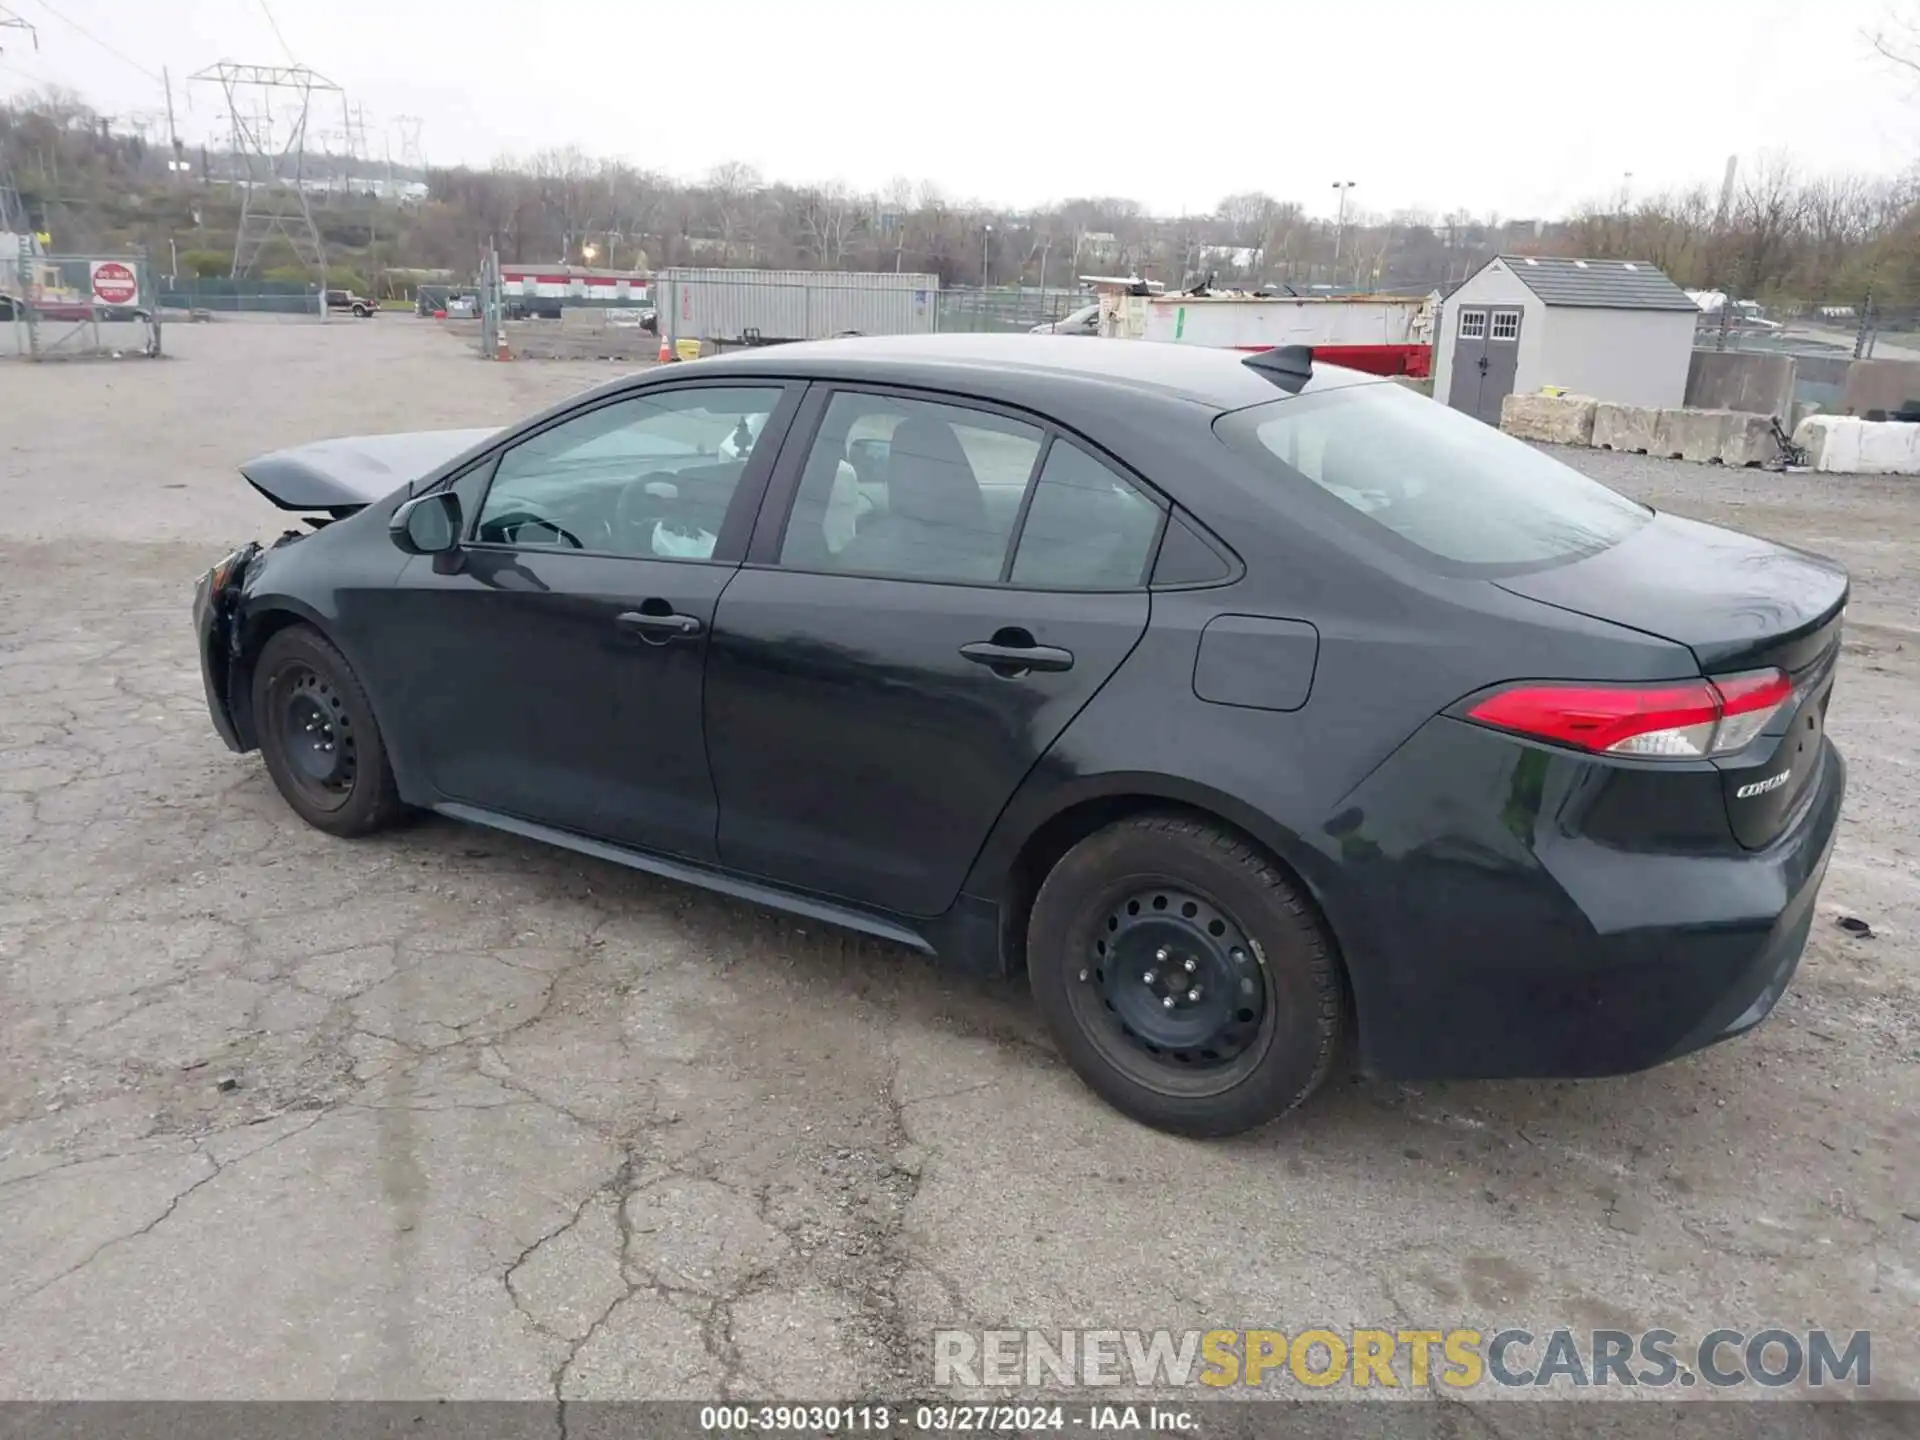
top-left (475, 386), bottom-right (780, 559)
top-left (777, 392), bottom-right (1044, 582)
top-left (1216, 381), bottom-right (1651, 573)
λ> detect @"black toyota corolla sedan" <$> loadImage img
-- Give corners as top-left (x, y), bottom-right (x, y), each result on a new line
top-left (192, 334), bottom-right (1847, 1136)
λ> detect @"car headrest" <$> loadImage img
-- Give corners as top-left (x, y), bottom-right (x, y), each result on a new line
top-left (886, 416), bottom-right (983, 528)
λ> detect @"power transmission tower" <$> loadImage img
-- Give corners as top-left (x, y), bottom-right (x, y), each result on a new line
top-left (190, 61), bottom-right (343, 281)
top-left (391, 114), bottom-right (425, 173)
top-left (316, 105), bottom-right (371, 195)
top-left (0, 5), bottom-right (34, 54)
top-left (343, 102), bottom-right (371, 196)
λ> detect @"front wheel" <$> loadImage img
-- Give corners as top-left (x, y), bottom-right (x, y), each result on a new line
top-left (1027, 813), bottom-right (1345, 1137)
top-left (251, 625), bottom-right (405, 837)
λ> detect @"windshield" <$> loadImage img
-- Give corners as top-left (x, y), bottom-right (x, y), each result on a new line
top-left (1215, 382), bottom-right (1652, 574)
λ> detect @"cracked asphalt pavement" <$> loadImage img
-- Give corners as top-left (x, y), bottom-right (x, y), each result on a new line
top-left (0, 321), bottom-right (1915, 1404)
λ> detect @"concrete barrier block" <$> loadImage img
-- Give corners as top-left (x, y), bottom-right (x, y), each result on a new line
top-left (1840, 358), bottom-right (1920, 418)
top-left (1793, 414), bottom-right (1920, 474)
top-left (1500, 392), bottom-right (1597, 445)
top-left (1655, 407), bottom-right (1773, 465)
top-left (1715, 412), bottom-right (1780, 467)
top-left (1655, 407), bottom-right (1725, 463)
top-left (1591, 402), bottom-right (1663, 453)
top-left (1685, 350), bottom-right (1797, 417)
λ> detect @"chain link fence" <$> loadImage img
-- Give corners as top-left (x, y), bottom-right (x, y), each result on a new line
top-left (1688, 296), bottom-right (1920, 416)
top-left (3, 243), bottom-right (162, 360)
top-left (154, 277), bottom-right (328, 318)
top-left (935, 287), bottom-right (1090, 333)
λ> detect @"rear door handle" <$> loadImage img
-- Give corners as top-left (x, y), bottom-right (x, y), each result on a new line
top-left (615, 608), bottom-right (703, 641)
top-left (960, 639), bottom-right (1075, 674)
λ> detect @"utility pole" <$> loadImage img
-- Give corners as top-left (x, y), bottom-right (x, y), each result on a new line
top-left (1331, 180), bottom-right (1356, 280)
top-left (1713, 153), bottom-right (1738, 353)
top-left (162, 67), bottom-right (189, 185)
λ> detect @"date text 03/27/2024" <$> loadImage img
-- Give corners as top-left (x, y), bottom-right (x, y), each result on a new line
top-left (696, 1403), bottom-right (1193, 1432)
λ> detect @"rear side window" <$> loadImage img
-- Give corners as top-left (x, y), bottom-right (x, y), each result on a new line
top-left (777, 391), bottom-right (1045, 582)
top-left (1009, 440), bottom-right (1162, 589)
top-left (1216, 382), bottom-right (1651, 573)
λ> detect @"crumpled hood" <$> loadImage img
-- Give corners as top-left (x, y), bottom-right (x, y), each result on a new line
top-left (238, 428), bottom-right (500, 511)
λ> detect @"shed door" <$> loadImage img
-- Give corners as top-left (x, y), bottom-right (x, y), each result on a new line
top-left (1447, 306), bottom-right (1523, 424)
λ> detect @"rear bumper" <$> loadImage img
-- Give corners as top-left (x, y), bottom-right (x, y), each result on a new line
top-left (1331, 723), bottom-right (1846, 1081)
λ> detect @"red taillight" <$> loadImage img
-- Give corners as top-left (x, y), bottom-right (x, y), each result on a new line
top-left (1468, 669), bottom-right (1792, 759)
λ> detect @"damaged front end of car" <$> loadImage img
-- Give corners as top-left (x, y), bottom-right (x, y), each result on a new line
top-left (192, 539), bottom-right (270, 753)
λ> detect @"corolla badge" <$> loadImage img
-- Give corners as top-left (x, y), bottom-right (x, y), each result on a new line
top-left (1736, 770), bottom-right (1793, 799)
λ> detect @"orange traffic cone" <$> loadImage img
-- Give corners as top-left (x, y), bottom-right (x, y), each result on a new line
top-left (657, 337), bottom-right (673, 364)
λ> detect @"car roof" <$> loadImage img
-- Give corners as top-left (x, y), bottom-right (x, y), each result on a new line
top-left (673, 332), bottom-right (1378, 413)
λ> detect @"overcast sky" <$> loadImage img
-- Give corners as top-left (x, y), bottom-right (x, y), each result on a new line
top-left (1, 0), bottom-right (1915, 219)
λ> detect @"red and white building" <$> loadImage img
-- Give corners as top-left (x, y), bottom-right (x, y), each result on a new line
top-left (500, 265), bottom-right (651, 311)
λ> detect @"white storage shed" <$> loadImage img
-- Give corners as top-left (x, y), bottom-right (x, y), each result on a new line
top-left (1433, 255), bottom-right (1699, 423)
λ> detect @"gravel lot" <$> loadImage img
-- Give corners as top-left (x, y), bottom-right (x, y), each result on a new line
top-left (1, 321), bottom-right (1914, 1409)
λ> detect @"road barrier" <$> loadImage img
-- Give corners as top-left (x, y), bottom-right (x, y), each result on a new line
top-left (1503, 397), bottom-right (1784, 469)
top-left (1792, 415), bottom-right (1920, 474)
top-left (1498, 393), bottom-right (1597, 446)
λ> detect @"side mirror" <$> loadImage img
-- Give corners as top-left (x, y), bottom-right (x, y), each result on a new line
top-left (390, 491), bottom-right (463, 555)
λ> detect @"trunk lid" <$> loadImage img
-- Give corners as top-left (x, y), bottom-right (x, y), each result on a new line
top-left (1497, 511), bottom-right (1848, 849)
top-left (239, 428), bottom-right (499, 513)
top-left (1495, 511), bottom-right (1847, 672)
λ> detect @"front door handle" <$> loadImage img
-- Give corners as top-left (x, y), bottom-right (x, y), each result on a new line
top-left (960, 637), bottom-right (1074, 675)
top-left (615, 608), bottom-right (703, 642)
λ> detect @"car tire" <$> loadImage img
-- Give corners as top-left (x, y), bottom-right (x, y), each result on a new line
top-left (1027, 812), bottom-right (1345, 1137)
top-left (353, 305), bottom-right (370, 318)
top-left (251, 625), bottom-right (405, 837)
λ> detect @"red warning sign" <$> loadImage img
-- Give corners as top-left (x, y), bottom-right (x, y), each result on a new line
top-left (90, 260), bottom-right (140, 307)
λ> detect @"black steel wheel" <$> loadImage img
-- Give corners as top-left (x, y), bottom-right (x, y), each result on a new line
top-left (1070, 885), bottom-right (1272, 1096)
top-left (273, 664), bottom-right (358, 811)
top-left (1028, 813), bottom-right (1345, 1137)
top-left (251, 625), bottom-right (405, 837)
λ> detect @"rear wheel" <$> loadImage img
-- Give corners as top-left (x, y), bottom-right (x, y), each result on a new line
top-left (1027, 813), bottom-right (1344, 1137)
top-left (251, 625), bottom-right (404, 837)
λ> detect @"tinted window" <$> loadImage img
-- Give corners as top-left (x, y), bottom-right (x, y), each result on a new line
top-left (1150, 512), bottom-right (1235, 586)
top-left (447, 460), bottom-right (494, 531)
top-left (778, 392), bottom-right (1043, 583)
top-left (1216, 382), bottom-right (1651, 572)
top-left (1009, 440), bottom-right (1162, 589)
top-left (476, 387), bottom-right (780, 559)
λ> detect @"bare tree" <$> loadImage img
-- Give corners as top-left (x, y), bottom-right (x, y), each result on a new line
top-left (1870, 4), bottom-right (1920, 77)
top-left (793, 182), bottom-right (861, 267)
top-left (704, 160), bottom-right (763, 264)
top-left (1728, 151), bottom-right (1808, 294)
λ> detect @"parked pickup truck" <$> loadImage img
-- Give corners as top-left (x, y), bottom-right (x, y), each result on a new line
top-left (324, 289), bottom-right (376, 318)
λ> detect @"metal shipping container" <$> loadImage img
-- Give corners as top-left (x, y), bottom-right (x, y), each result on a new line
top-left (1144, 294), bottom-right (1435, 348)
top-left (660, 268), bottom-right (940, 344)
